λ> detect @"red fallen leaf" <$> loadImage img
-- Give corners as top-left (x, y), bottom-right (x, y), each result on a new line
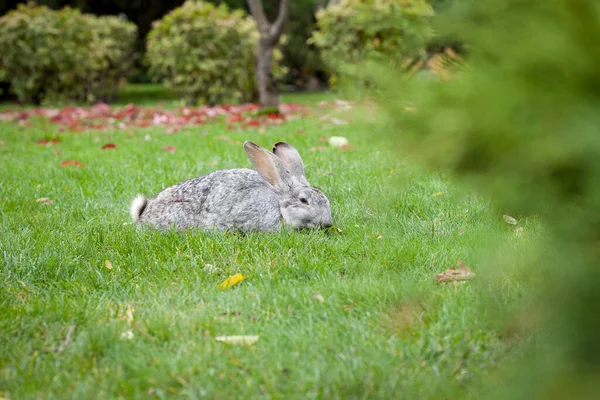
top-left (165, 127), bottom-right (179, 135)
top-left (60, 160), bottom-right (85, 167)
top-left (36, 138), bottom-right (60, 145)
top-left (91, 103), bottom-right (111, 115)
top-left (163, 145), bottom-right (176, 153)
top-left (246, 119), bottom-right (260, 127)
top-left (228, 113), bottom-right (244, 122)
top-left (102, 143), bottom-right (117, 150)
top-left (266, 113), bottom-right (285, 120)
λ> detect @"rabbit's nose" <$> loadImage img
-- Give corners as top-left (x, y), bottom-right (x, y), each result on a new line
top-left (322, 219), bottom-right (333, 228)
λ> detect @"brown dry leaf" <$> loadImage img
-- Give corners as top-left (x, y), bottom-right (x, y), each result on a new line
top-left (35, 197), bottom-right (53, 205)
top-left (312, 293), bottom-right (325, 303)
top-left (503, 215), bottom-right (518, 225)
top-left (434, 262), bottom-right (475, 283)
top-left (105, 260), bottom-right (113, 270)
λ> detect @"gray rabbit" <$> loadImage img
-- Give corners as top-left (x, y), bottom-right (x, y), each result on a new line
top-left (130, 141), bottom-right (333, 231)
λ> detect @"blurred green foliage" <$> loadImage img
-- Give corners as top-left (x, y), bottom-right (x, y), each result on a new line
top-left (0, 1), bottom-right (323, 88)
top-left (370, 0), bottom-right (600, 396)
top-left (309, 0), bottom-right (434, 88)
top-left (146, 0), bottom-right (285, 105)
top-left (0, 4), bottom-right (136, 104)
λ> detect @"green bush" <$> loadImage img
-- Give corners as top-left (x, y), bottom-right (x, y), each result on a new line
top-left (85, 14), bottom-right (139, 102)
top-left (0, 4), bottom-right (136, 104)
top-left (147, 0), bottom-right (285, 106)
top-left (309, 0), bottom-right (434, 86)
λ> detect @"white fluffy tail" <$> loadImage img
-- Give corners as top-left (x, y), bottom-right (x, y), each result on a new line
top-left (130, 195), bottom-right (147, 223)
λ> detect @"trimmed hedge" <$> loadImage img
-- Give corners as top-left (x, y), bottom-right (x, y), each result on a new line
top-left (147, 0), bottom-right (285, 106)
top-left (309, 0), bottom-right (433, 86)
top-left (0, 4), bottom-right (136, 104)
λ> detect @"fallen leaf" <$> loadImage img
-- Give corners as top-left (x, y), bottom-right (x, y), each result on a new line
top-left (35, 197), bottom-right (53, 205)
top-left (328, 136), bottom-right (349, 149)
top-left (434, 262), bottom-right (475, 283)
top-left (163, 145), bottom-right (176, 153)
top-left (514, 227), bottom-right (525, 237)
top-left (102, 143), bottom-right (117, 150)
top-left (312, 293), bottom-right (325, 303)
top-left (215, 335), bottom-right (259, 346)
top-left (203, 264), bottom-right (221, 274)
top-left (432, 191), bottom-right (445, 197)
top-left (36, 138), bottom-right (60, 146)
top-left (217, 273), bottom-right (245, 290)
top-left (330, 117), bottom-right (348, 125)
top-left (503, 215), bottom-right (518, 225)
top-left (55, 325), bottom-right (76, 354)
top-left (60, 160), bottom-right (84, 167)
top-left (105, 260), bottom-right (113, 270)
top-left (120, 330), bottom-right (134, 340)
top-left (344, 304), bottom-right (354, 312)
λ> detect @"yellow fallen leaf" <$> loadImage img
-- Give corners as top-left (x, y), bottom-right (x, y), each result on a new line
top-left (432, 191), bottom-right (445, 197)
top-left (105, 260), bottom-right (113, 270)
top-left (229, 358), bottom-right (242, 366)
top-left (503, 215), bottom-right (518, 225)
top-left (312, 293), bottom-right (325, 303)
top-left (215, 335), bottom-right (259, 346)
top-left (217, 273), bottom-right (245, 290)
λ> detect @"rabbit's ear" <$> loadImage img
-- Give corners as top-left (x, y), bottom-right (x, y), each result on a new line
top-left (244, 141), bottom-right (292, 192)
top-left (272, 142), bottom-right (309, 185)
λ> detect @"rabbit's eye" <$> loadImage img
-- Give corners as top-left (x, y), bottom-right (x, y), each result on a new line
top-left (299, 197), bottom-right (309, 204)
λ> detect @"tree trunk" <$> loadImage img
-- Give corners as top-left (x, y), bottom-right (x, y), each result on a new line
top-left (247, 0), bottom-right (291, 110)
top-left (256, 39), bottom-right (279, 109)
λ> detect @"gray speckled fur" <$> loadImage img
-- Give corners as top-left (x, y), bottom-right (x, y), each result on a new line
top-left (131, 141), bottom-right (333, 232)
top-left (139, 169), bottom-right (282, 231)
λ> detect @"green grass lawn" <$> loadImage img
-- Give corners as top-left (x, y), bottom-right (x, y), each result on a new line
top-left (0, 92), bottom-right (537, 398)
